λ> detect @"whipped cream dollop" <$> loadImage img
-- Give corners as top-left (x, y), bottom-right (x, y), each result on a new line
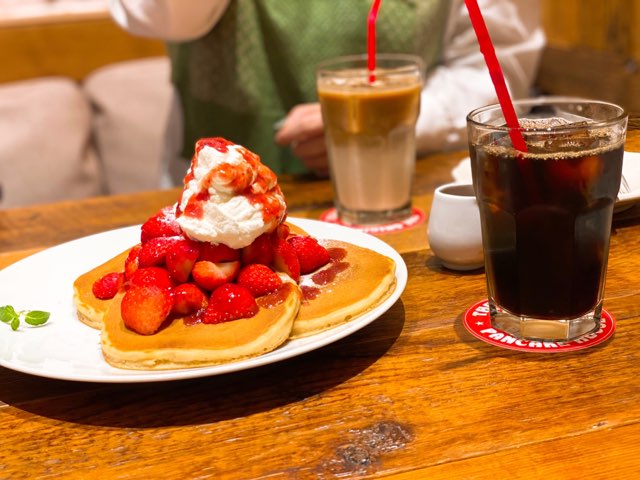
top-left (176, 138), bottom-right (287, 249)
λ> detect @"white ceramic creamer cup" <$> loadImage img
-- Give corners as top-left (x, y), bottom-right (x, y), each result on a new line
top-left (427, 183), bottom-right (483, 271)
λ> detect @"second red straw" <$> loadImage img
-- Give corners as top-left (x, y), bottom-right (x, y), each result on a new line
top-left (464, 0), bottom-right (527, 152)
top-left (368, 0), bottom-right (382, 83)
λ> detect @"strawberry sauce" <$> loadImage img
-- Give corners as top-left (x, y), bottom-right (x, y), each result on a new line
top-left (328, 247), bottom-right (347, 261)
top-left (301, 285), bottom-right (321, 301)
top-left (302, 248), bottom-right (349, 302)
top-left (257, 283), bottom-right (295, 309)
top-left (311, 260), bottom-right (349, 286)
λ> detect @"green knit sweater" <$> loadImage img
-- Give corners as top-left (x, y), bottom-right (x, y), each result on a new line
top-left (168, 0), bottom-right (449, 173)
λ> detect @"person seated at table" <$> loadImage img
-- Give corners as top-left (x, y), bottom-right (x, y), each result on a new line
top-left (109, 0), bottom-right (545, 184)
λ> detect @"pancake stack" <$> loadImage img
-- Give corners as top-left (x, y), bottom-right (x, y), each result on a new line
top-left (73, 234), bottom-right (395, 370)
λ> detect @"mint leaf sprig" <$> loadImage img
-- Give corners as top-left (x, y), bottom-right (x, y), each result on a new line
top-left (0, 305), bottom-right (50, 331)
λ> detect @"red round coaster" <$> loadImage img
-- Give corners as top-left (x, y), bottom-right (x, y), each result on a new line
top-left (319, 207), bottom-right (425, 234)
top-left (463, 300), bottom-right (616, 352)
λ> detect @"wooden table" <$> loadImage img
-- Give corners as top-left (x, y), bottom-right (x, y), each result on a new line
top-left (2, 130), bottom-right (640, 480)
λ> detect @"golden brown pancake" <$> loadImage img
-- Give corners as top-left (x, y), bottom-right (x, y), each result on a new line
top-left (292, 240), bottom-right (396, 339)
top-left (101, 282), bottom-right (301, 370)
top-left (73, 249), bottom-right (130, 329)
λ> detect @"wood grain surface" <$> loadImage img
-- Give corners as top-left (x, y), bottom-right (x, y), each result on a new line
top-left (0, 17), bottom-right (165, 83)
top-left (0, 132), bottom-right (639, 479)
top-left (539, 0), bottom-right (640, 113)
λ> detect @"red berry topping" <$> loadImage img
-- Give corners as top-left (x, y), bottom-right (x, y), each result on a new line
top-left (201, 283), bottom-right (259, 324)
top-left (237, 264), bottom-right (283, 297)
top-left (138, 236), bottom-right (182, 268)
top-left (241, 232), bottom-right (274, 265)
top-left (129, 267), bottom-right (174, 290)
top-left (287, 235), bottom-right (331, 274)
top-left (191, 260), bottom-right (241, 291)
top-left (92, 272), bottom-right (124, 300)
top-left (140, 205), bottom-right (182, 244)
top-left (121, 285), bottom-right (174, 335)
top-left (271, 237), bottom-right (301, 281)
top-left (171, 283), bottom-right (208, 316)
top-left (198, 242), bottom-right (240, 263)
top-left (166, 238), bottom-right (201, 283)
top-left (124, 244), bottom-right (142, 280)
top-left (273, 223), bottom-right (291, 240)
top-left (197, 137), bottom-right (234, 154)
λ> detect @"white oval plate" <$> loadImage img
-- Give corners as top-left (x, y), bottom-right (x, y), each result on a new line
top-left (0, 218), bottom-right (407, 383)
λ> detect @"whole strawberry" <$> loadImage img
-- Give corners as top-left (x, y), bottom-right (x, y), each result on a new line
top-left (124, 244), bottom-right (142, 280)
top-left (129, 267), bottom-right (175, 290)
top-left (92, 272), bottom-right (124, 300)
top-left (241, 233), bottom-right (274, 265)
top-left (199, 242), bottom-right (240, 263)
top-left (201, 283), bottom-right (259, 324)
top-left (165, 238), bottom-right (201, 283)
top-left (138, 236), bottom-right (182, 268)
top-left (271, 237), bottom-right (301, 281)
top-left (121, 285), bottom-right (173, 335)
top-left (237, 264), bottom-right (283, 297)
top-left (171, 283), bottom-right (208, 316)
top-left (287, 235), bottom-right (330, 274)
top-left (140, 205), bottom-right (182, 243)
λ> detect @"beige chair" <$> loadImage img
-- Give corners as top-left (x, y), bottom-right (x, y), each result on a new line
top-left (0, 77), bottom-right (102, 208)
top-left (83, 56), bottom-right (173, 195)
top-left (0, 56), bottom-right (172, 209)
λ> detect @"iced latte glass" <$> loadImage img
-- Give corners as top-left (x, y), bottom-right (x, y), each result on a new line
top-left (317, 54), bottom-right (424, 225)
top-left (467, 98), bottom-right (627, 341)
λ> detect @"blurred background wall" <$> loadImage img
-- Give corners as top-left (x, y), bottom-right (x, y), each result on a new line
top-left (537, 0), bottom-right (640, 114)
top-left (1, 0), bottom-right (638, 110)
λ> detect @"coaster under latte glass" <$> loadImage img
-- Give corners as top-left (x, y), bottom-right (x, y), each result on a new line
top-left (317, 54), bottom-right (423, 225)
top-left (467, 98), bottom-right (627, 341)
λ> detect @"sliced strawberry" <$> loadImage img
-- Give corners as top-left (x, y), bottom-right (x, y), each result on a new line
top-left (124, 244), bottom-right (142, 280)
top-left (129, 267), bottom-right (174, 290)
top-left (198, 242), bottom-right (241, 263)
top-left (201, 283), bottom-right (259, 324)
top-left (121, 285), bottom-right (173, 335)
top-left (273, 223), bottom-right (291, 240)
top-left (237, 264), bottom-right (283, 297)
top-left (166, 238), bottom-right (201, 283)
top-left (140, 205), bottom-right (181, 243)
top-left (287, 235), bottom-right (331, 274)
top-left (191, 260), bottom-right (241, 291)
top-left (242, 233), bottom-right (274, 265)
top-left (171, 283), bottom-right (208, 316)
top-left (138, 236), bottom-right (182, 268)
top-left (92, 272), bottom-right (124, 300)
top-left (271, 237), bottom-right (300, 282)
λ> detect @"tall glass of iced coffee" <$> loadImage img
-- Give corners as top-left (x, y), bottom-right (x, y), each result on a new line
top-left (467, 98), bottom-right (627, 341)
top-left (317, 54), bottom-right (424, 225)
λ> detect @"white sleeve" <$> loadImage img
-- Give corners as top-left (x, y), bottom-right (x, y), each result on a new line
top-left (416, 0), bottom-right (546, 153)
top-left (108, 0), bottom-right (231, 41)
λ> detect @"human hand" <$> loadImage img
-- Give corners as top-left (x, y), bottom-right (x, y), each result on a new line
top-left (274, 103), bottom-right (329, 178)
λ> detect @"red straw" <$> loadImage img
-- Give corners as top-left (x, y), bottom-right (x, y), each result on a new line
top-left (367, 0), bottom-right (382, 83)
top-left (464, 0), bottom-right (527, 152)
